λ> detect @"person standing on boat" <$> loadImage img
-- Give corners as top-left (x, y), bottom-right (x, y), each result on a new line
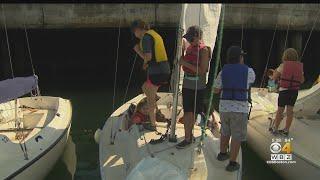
top-left (271, 48), bottom-right (304, 136)
top-left (131, 20), bottom-right (171, 131)
top-left (214, 46), bottom-right (255, 172)
top-left (176, 25), bottom-right (211, 149)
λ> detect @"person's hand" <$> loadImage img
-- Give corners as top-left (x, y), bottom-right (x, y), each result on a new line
top-left (133, 44), bottom-right (140, 53)
top-left (143, 63), bottom-right (148, 70)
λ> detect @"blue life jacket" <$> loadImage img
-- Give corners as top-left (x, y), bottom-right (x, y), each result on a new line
top-left (221, 64), bottom-right (249, 101)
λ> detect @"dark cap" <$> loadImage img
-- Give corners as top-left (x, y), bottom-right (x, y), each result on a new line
top-left (131, 19), bottom-right (149, 32)
top-left (226, 46), bottom-right (246, 63)
top-left (183, 25), bottom-right (203, 42)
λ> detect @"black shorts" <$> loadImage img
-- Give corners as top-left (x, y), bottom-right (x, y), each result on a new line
top-left (182, 88), bottom-right (205, 114)
top-left (148, 73), bottom-right (170, 86)
top-left (278, 90), bottom-right (298, 107)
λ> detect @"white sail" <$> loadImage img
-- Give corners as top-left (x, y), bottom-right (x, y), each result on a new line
top-left (0, 76), bottom-right (38, 104)
top-left (179, 4), bottom-right (221, 90)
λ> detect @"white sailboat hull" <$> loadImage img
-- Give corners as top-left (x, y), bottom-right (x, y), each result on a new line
top-left (0, 96), bottom-right (73, 180)
top-left (12, 125), bottom-right (71, 180)
top-left (99, 93), bottom-right (242, 180)
top-left (247, 85), bottom-right (320, 179)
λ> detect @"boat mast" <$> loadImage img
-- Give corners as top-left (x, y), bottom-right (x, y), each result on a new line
top-left (169, 4), bottom-right (186, 142)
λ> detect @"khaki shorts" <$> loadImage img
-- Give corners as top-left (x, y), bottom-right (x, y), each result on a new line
top-left (220, 112), bottom-right (248, 141)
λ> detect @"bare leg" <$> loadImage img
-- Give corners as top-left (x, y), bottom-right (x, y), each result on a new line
top-left (284, 106), bottom-right (294, 131)
top-left (143, 82), bottom-right (159, 126)
top-left (274, 106), bottom-right (285, 130)
top-left (220, 135), bottom-right (230, 153)
top-left (184, 112), bottom-right (195, 142)
top-left (230, 139), bottom-right (241, 162)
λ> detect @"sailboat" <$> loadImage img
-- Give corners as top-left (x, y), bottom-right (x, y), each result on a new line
top-left (0, 7), bottom-right (73, 179)
top-left (97, 4), bottom-right (242, 180)
top-left (247, 83), bottom-right (320, 180)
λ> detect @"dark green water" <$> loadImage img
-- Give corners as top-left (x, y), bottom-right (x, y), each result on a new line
top-left (41, 86), bottom-right (283, 180)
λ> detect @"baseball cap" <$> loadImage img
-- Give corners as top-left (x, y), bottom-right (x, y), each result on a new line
top-left (183, 25), bottom-right (203, 42)
top-left (227, 46), bottom-right (246, 61)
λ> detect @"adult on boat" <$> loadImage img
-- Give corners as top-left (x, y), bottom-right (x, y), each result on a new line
top-left (214, 46), bottom-right (255, 172)
top-left (131, 20), bottom-right (171, 131)
top-left (271, 48), bottom-right (304, 136)
top-left (176, 25), bottom-right (212, 149)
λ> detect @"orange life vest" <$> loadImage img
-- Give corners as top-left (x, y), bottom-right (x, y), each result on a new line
top-left (131, 111), bottom-right (147, 124)
top-left (182, 42), bottom-right (207, 75)
top-left (279, 61), bottom-right (303, 90)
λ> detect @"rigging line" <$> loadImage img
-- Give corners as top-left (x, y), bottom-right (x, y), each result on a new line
top-left (240, 6), bottom-right (244, 49)
top-left (192, 3), bottom-right (202, 142)
top-left (260, 22), bottom-right (278, 88)
top-left (202, 4), bottom-right (225, 142)
top-left (112, 4), bottom-right (123, 112)
top-left (1, 5), bottom-right (28, 158)
top-left (283, 12), bottom-right (292, 51)
top-left (23, 19), bottom-right (36, 75)
top-left (122, 54), bottom-right (138, 104)
top-left (301, 8), bottom-right (320, 61)
top-left (259, 22), bottom-right (278, 88)
top-left (23, 13), bottom-right (40, 96)
top-left (110, 4), bottom-right (123, 144)
top-left (1, 4), bottom-right (14, 78)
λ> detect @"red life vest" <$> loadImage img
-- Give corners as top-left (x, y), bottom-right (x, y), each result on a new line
top-left (131, 111), bottom-right (147, 124)
top-left (279, 61), bottom-right (303, 90)
top-left (182, 42), bottom-right (206, 75)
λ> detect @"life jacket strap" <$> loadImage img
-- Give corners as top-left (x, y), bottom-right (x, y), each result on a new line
top-left (220, 88), bottom-right (249, 101)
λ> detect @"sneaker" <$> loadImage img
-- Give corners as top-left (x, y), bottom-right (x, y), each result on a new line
top-left (226, 161), bottom-right (240, 172)
top-left (217, 152), bottom-right (229, 161)
top-left (278, 129), bottom-right (289, 136)
top-left (176, 140), bottom-right (192, 149)
top-left (271, 128), bottom-right (279, 136)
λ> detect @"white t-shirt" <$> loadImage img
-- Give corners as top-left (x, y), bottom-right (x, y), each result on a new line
top-left (214, 67), bottom-right (256, 113)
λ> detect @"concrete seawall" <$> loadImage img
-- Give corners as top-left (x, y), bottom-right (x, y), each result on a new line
top-left (1, 4), bottom-right (320, 30)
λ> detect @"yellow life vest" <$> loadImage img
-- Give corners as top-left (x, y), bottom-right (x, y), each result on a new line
top-left (140, 29), bottom-right (168, 63)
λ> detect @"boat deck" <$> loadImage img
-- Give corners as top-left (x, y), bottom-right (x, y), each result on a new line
top-left (99, 93), bottom-right (242, 180)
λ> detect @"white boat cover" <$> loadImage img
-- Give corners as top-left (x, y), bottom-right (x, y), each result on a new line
top-left (0, 76), bottom-right (38, 104)
top-left (126, 157), bottom-right (188, 180)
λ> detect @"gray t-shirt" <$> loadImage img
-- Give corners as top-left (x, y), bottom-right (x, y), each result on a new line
top-left (142, 34), bottom-right (170, 75)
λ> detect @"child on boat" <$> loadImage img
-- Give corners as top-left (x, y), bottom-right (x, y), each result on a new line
top-left (267, 69), bottom-right (278, 92)
top-left (129, 98), bottom-right (149, 127)
top-left (214, 46), bottom-right (256, 172)
top-left (271, 48), bottom-right (305, 136)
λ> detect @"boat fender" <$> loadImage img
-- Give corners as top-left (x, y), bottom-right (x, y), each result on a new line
top-left (35, 135), bottom-right (43, 142)
top-left (94, 128), bottom-right (101, 144)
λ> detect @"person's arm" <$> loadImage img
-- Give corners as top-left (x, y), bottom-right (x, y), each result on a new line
top-left (133, 44), bottom-right (152, 63)
top-left (301, 72), bottom-right (305, 83)
top-left (133, 35), bottom-right (153, 63)
top-left (272, 70), bottom-right (281, 81)
top-left (179, 47), bottom-right (211, 75)
top-left (272, 64), bottom-right (282, 81)
top-left (213, 71), bottom-right (222, 94)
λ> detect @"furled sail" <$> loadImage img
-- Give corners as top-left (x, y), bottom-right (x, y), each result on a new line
top-left (178, 4), bottom-right (221, 90)
top-left (0, 75), bottom-right (38, 104)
